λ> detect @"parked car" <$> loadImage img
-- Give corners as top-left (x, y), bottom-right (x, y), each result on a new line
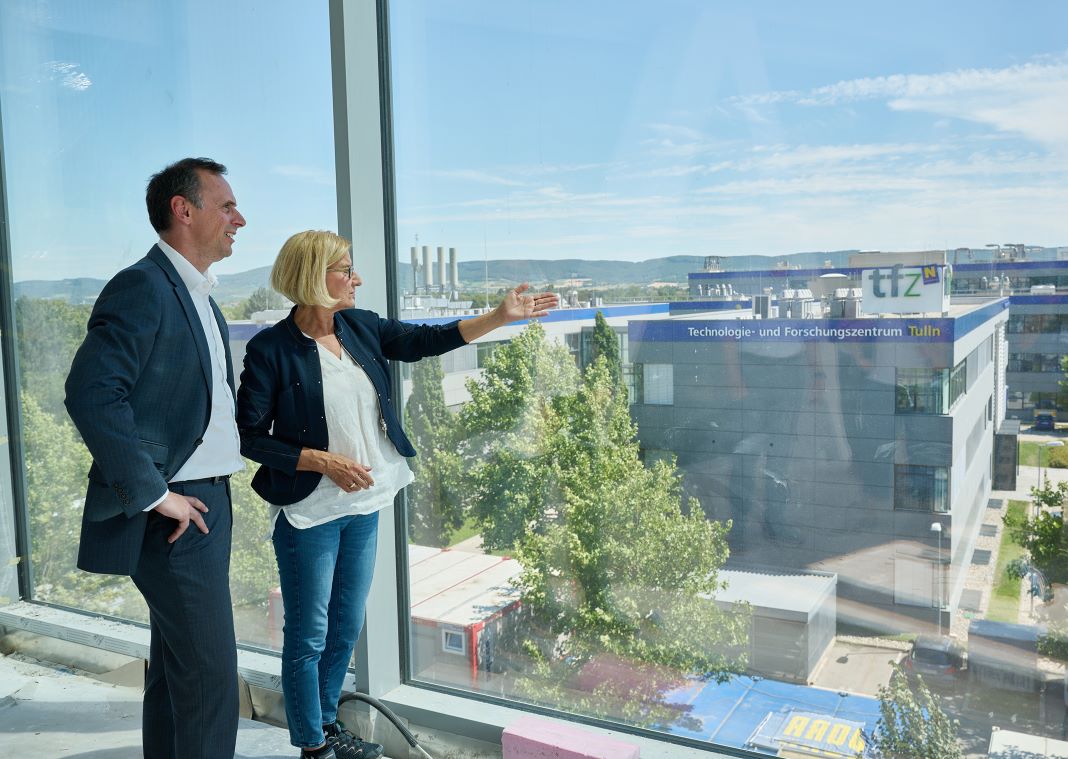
top-left (1033, 413), bottom-right (1056, 431)
top-left (904, 635), bottom-right (966, 684)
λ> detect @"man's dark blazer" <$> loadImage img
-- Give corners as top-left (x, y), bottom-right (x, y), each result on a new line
top-left (65, 245), bottom-right (235, 576)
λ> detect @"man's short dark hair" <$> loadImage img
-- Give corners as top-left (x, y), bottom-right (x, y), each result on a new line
top-left (146, 157), bottom-right (228, 233)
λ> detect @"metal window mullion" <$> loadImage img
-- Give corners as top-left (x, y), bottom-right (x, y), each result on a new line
top-left (328, 0), bottom-right (401, 699)
top-left (0, 91), bottom-right (34, 602)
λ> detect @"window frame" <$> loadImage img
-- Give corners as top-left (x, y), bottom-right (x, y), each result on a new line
top-left (893, 464), bottom-right (950, 513)
top-left (0, 92), bottom-right (29, 604)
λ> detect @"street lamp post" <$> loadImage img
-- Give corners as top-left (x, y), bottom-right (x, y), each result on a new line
top-left (930, 522), bottom-right (943, 637)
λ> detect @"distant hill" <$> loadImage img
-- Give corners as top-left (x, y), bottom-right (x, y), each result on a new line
top-left (400, 251), bottom-right (861, 289)
top-left (210, 265), bottom-right (273, 301)
top-left (13, 267), bottom-right (273, 305)
top-left (13, 278), bottom-right (107, 303)
top-left (14, 247), bottom-right (1062, 303)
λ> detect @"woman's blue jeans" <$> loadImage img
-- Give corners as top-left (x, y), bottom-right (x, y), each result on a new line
top-left (273, 511), bottom-right (379, 748)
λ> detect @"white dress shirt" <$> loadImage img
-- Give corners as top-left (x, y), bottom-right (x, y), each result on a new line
top-left (273, 341), bottom-right (413, 529)
top-left (145, 240), bottom-right (244, 510)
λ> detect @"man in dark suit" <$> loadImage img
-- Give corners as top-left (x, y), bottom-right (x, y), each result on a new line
top-left (65, 157), bottom-right (247, 758)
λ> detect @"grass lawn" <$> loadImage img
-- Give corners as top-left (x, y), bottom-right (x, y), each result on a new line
top-left (1019, 441), bottom-right (1040, 467)
top-left (446, 517), bottom-right (481, 547)
top-left (987, 499), bottom-right (1028, 623)
top-left (1020, 439), bottom-right (1068, 469)
top-left (443, 517), bottom-right (514, 557)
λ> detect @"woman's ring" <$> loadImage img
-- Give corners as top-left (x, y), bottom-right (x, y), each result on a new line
top-left (350, 481), bottom-right (357, 488)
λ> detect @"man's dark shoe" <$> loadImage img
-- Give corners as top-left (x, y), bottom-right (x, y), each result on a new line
top-left (323, 721), bottom-right (385, 759)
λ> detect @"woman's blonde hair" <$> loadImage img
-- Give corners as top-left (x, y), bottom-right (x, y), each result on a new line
top-left (270, 230), bottom-right (352, 308)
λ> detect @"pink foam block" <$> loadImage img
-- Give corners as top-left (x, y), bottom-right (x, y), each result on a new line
top-left (502, 716), bottom-right (640, 759)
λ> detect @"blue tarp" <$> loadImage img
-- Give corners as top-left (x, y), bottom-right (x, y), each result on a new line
top-left (664, 675), bottom-right (881, 756)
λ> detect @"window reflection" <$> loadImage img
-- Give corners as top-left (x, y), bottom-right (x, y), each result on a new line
top-left (1, 0), bottom-right (336, 651)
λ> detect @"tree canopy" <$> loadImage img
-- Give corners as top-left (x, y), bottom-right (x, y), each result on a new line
top-left (404, 355), bottom-right (464, 546)
top-left (868, 665), bottom-right (962, 759)
top-left (442, 320), bottom-right (748, 721)
top-left (457, 321), bottom-right (579, 550)
top-left (1004, 479), bottom-right (1068, 584)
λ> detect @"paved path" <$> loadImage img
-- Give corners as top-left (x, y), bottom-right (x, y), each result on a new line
top-left (951, 464), bottom-right (1068, 640)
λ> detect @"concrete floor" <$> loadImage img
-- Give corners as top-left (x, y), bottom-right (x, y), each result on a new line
top-left (0, 652), bottom-right (297, 758)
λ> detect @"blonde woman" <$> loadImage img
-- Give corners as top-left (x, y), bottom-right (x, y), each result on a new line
top-left (236, 230), bottom-right (556, 759)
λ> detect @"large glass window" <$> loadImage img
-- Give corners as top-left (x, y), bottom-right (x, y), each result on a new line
top-left (947, 358), bottom-right (968, 409)
top-left (0, 0), bottom-right (336, 650)
top-left (641, 364), bottom-right (674, 405)
top-left (1007, 314), bottom-right (1068, 333)
top-left (1008, 352), bottom-right (1066, 374)
top-left (3, 1), bottom-right (1066, 756)
top-left (894, 465), bottom-right (949, 513)
top-left (895, 368), bottom-right (947, 414)
top-left (388, 2), bottom-right (1068, 755)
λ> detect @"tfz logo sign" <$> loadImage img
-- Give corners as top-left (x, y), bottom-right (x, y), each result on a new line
top-left (867, 264), bottom-right (940, 298)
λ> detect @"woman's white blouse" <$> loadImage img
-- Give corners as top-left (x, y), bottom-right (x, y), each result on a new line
top-left (271, 341), bottom-right (413, 529)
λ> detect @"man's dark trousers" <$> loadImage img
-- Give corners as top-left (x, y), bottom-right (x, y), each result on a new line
top-left (132, 478), bottom-right (237, 759)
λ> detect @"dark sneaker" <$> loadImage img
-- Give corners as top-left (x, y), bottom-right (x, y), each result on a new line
top-left (323, 722), bottom-right (385, 759)
top-left (299, 746), bottom-right (337, 759)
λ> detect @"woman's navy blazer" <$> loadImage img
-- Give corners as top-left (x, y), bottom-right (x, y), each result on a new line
top-left (236, 306), bottom-right (466, 505)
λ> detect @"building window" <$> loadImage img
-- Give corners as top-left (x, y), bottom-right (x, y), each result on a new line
top-left (895, 465), bottom-right (949, 513)
top-left (476, 341), bottom-right (500, 367)
top-left (623, 364), bottom-right (639, 405)
top-left (1008, 352), bottom-right (1067, 374)
top-left (947, 359), bottom-right (967, 409)
top-left (895, 368), bottom-right (946, 414)
top-left (441, 344), bottom-right (477, 373)
top-left (1008, 314), bottom-right (1068, 334)
top-left (642, 364), bottom-right (674, 405)
top-left (442, 628), bottom-right (466, 655)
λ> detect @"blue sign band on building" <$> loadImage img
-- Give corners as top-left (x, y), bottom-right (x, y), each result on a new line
top-left (630, 318), bottom-right (955, 343)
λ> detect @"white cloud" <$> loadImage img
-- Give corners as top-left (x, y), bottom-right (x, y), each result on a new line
top-left (512, 161), bottom-right (617, 177)
top-left (271, 164), bottom-right (335, 185)
top-left (744, 142), bottom-right (935, 171)
top-left (44, 61), bottom-right (91, 91)
top-left (731, 55), bottom-right (1068, 150)
top-left (422, 169), bottom-right (528, 187)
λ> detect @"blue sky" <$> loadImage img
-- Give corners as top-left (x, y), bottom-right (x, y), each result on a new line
top-left (391, 1), bottom-right (1068, 265)
top-left (2, 1), bottom-right (1068, 281)
top-left (0, 0), bottom-right (337, 282)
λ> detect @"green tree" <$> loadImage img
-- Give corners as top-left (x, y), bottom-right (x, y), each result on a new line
top-left (15, 297), bottom-right (92, 419)
top-left (21, 391), bottom-right (142, 614)
top-left (404, 355), bottom-right (464, 546)
top-left (507, 357), bottom-right (748, 727)
top-left (405, 321), bottom-right (746, 725)
top-left (228, 464), bottom-right (279, 609)
top-left (240, 286), bottom-right (288, 319)
top-left (515, 358), bottom-right (747, 679)
top-left (458, 321), bottom-right (579, 550)
top-left (1004, 480), bottom-right (1068, 583)
top-left (590, 311), bottom-right (621, 386)
top-left (219, 301), bottom-right (246, 321)
top-left (866, 665), bottom-right (962, 759)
